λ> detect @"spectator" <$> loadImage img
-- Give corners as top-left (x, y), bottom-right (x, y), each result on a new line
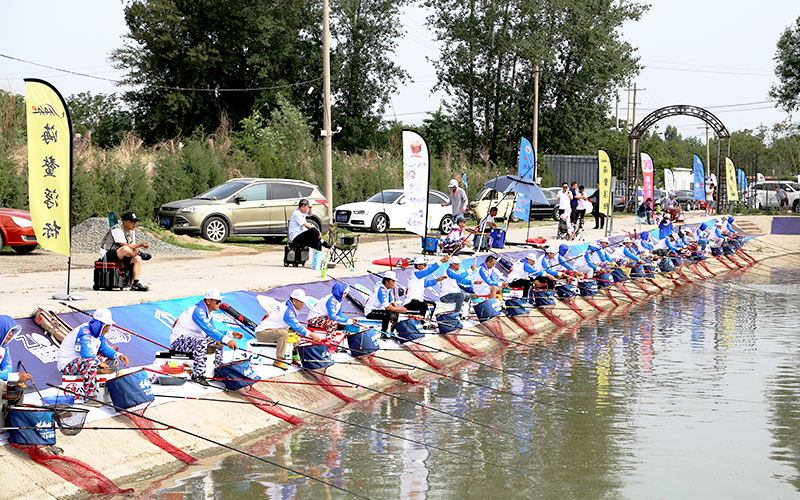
top-left (637, 198), bottom-right (654, 224)
top-left (588, 183), bottom-right (605, 229)
top-left (569, 182), bottom-right (580, 223)
top-left (289, 199), bottom-right (330, 251)
top-left (575, 185), bottom-right (591, 228)
top-left (442, 179), bottom-right (468, 217)
top-left (557, 183), bottom-right (572, 219)
top-left (99, 211), bottom-right (151, 292)
top-left (705, 183), bottom-right (715, 216)
top-left (777, 185), bottom-right (789, 213)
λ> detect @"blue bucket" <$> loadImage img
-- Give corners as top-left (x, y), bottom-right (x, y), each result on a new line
top-left (596, 272), bottom-right (613, 288)
top-left (504, 299), bottom-right (529, 317)
top-left (711, 247), bottom-right (722, 256)
top-left (490, 228), bottom-right (506, 248)
top-left (42, 395), bottom-right (75, 406)
top-left (611, 268), bottom-right (628, 282)
top-left (342, 323), bottom-right (360, 334)
top-left (7, 407), bottom-right (56, 445)
top-left (394, 318), bottom-right (425, 342)
top-left (630, 264), bottom-right (646, 278)
top-left (578, 280), bottom-right (598, 296)
top-left (644, 264), bottom-right (656, 278)
top-left (555, 283), bottom-right (578, 299)
top-left (474, 299), bottom-right (501, 322)
top-left (297, 344), bottom-right (335, 369)
top-left (107, 370), bottom-right (154, 410)
top-left (659, 258), bottom-right (675, 272)
top-left (671, 256), bottom-right (682, 267)
top-left (533, 289), bottom-right (556, 307)
top-left (722, 244), bottom-right (734, 255)
top-left (346, 328), bottom-right (380, 357)
top-left (215, 360), bottom-right (261, 390)
top-left (436, 312), bottom-right (462, 334)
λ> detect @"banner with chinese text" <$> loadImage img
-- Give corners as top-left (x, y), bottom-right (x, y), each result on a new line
top-left (664, 169), bottom-right (675, 195)
top-left (26, 79), bottom-right (71, 256)
top-left (641, 152), bottom-right (654, 205)
top-left (725, 157), bottom-right (738, 201)
top-left (693, 155), bottom-right (705, 201)
top-left (598, 150), bottom-right (612, 215)
top-left (513, 137), bottom-right (535, 222)
top-left (402, 130), bottom-right (430, 237)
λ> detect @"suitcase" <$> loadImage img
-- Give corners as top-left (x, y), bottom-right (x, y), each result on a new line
top-left (283, 242), bottom-right (309, 267)
top-left (93, 259), bottom-right (132, 290)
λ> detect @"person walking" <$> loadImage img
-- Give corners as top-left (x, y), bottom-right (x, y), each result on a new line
top-left (442, 179), bottom-right (468, 218)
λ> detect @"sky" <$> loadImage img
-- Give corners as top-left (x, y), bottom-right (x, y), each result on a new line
top-left (1, 1), bottom-right (797, 144)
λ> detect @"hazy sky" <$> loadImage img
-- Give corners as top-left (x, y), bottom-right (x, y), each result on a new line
top-left (1, 1), bottom-right (797, 143)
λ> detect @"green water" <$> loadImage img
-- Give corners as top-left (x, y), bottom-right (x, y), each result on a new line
top-left (127, 258), bottom-right (800, 499)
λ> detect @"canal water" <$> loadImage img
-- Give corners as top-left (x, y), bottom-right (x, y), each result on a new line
top-left (128, 257), bottom-right (800, 499)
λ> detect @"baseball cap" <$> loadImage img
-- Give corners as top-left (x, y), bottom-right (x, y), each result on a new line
top-left (383, 271), bottom-right (398, 280)
top-left (455, 214), bottom-right (466, 223)
top-left (599, 238), bottom-right (609, 244)
top-left (121, 211), bottom-right (140, 223)
top-left (290, 289), bottom-right (309, 303)
top-left (412, 256), bottom-right (427, 265)
top-left (544, 246), bottom-right (556, 254)
top-left (526, 252), bottom-right (537, 261)
top-left (93, 308), bottom-right (115, 326)
top-left (448, 179), bottom-right (458, 188)
top-left (204, 288), bottom-right (225, 301)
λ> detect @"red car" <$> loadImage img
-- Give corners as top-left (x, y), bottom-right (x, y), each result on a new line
top-left (0, 208), bottom-right (38, 254)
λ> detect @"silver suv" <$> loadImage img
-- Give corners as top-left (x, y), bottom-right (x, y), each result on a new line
top-left (157, 178), bottom-right (330, 242)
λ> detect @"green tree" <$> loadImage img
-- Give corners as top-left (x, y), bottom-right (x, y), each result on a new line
top-left (770, 17), bottom-right (800, 114)
top-left (66, 92), bottom-right (133, 149)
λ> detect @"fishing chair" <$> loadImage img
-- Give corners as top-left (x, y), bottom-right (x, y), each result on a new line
top-left (329, 233), bottom-right (360, 268)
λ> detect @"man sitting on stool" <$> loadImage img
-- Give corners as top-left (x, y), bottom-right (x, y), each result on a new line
top-left (289, 199), bottom-right (330, 251)
top-left (365, 271), bottom-right (408, 332)
top-left (404, 256), bottom-right (448, 318)
top-left (475, 207), bottom-right (499, 250)
top-left (99, 211), bottom-right (151, 291)
top-left (256, 289), bottom-right (323, 370)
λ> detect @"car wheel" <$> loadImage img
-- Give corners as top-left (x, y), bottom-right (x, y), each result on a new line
top-left (202, 217), bottom-right (229, 243)
top-left (307, 217), bottom-right (322, 233)
top-left (793, 200), bottom-right (799, 213)
top-left (510, 214), bottom-right (520, 223)
top-left (552, 206), bottom-right (559, 221)
top-left (439, 214), bottom-right (453, 233)
top-left (12, 245), bottom-right (36, 255)
top-left (371, 213), bottom-right (389, 233)
top-left (0, 231), bottom-right (4, 250)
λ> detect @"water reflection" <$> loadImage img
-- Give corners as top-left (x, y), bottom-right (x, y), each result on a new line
top-left (130, 259), bottom-right (800, 500)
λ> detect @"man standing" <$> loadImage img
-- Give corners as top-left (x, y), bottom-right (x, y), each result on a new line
top-left (442, 179), bottom-right (468, 218)
top-left (776, 185), bottom-right (789, 213)
top-left (289, 199), bottom-right (330, 251)
top-left (256, 289), bottom-right (323, 370)
top-left (100, 211), bottom-right (151, 291)
top-left (557, 183), bottom-right (573, 219)
top-left (569, 182), bottom-right (580, 224)
top-left (588, 183), bottom-right (605, 229)
top-left (171, 288), bottom-right (244, 382)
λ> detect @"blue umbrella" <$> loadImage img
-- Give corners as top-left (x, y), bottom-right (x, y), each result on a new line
top-left (484, 175), bottom-right (549, 205)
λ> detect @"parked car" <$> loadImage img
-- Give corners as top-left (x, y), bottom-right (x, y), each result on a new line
top-left (470, 187), bottom-right (520, 221)
top-left (157, 178), bottom-right (330, 243)
top-left (750, 180), bottom-right (800, 211)
top-left (0, 208), bottom-right (38, 254)
top-left (530, 188), bottom-right (559, 220)
top-left (334, 189), bottom-right (453, 233)
top-left (674, 189), bottom-right (703, 210)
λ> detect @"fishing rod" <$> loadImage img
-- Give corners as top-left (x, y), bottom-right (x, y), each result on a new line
top-left (1, 426), bottom-right (172, 431)
top-left (155, 393), bottom-right (523, 472)
top-left (49, 384), bottom-right (374, 500)
top-left (60, 302), bottom-right (171, 350)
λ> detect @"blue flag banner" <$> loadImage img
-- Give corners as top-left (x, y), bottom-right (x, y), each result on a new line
top-left (514, 137), bottom-right (535, 221)
top-left (693, 155), bottom-right (705, 201)
top-left (737, 169), bottom-right (748, 196)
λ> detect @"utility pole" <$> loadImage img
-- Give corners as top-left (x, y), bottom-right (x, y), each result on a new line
top-left (705, 123), bottom-right (710, 178)
top-left (533, 65), bottom-right (539, 179)
top-left (322, 0), bottom-right (333, 222)
top-left (615, 91), bottom-right (619, 130)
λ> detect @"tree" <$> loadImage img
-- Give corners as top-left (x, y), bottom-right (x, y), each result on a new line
top-left (770, 17), bottom-right (800, 114)
top-left (66, 92), bottom-right (133, 149)
top-left (330, 0), bottom-right (410, 152)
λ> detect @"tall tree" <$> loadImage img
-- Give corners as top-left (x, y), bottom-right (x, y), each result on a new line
top-left (770, 17), bottom-right (800, 114)
top-left (66, 92), bottom-right (133, 148)
top-left (330, 0), bottom-right (410, 152)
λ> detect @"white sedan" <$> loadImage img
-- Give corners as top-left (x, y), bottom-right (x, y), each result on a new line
top-left (334, 189), bottom-right (454, 233)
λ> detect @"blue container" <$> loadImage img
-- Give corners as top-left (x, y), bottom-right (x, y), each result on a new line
top-left (474, 233), bottom-right (492, 251)
top-left (297, 344), bottom-right (335, 370)
top-left (643, 264), bottom-right (657, 278)
top-left (474, 299), bottom-right (501, 322)
top-left (342, 323), bottom-right (360, 334)
top-left (394, 318), bottom-right (425, 342)
top-left (711, 247), bottom-right (722, 256)
top-left (215, 360), bottom-right (261, 390)
top-left (436, 312), bottom-right (462, 334)
top-left (596, 272), bottom-right (614, 289)
top-left (630, 264), bottom-right (646, 278)
top-left (555, 283), bottom-right (578, 299)
top-left (422, 235), bottom-right (439, 254)
top-left (107, 370), bottom-right (154, 410)
top-left (42, 395), bottom-right (75, 406)
top-left (722, 244), bottom-right (734, 255)
top-left (671, 256), bottom-right (682, 267)
top-left (347, 328), bottom-right (380, 357)
top-left (659, 258), bottom-right (675, 272)
top-left (505, 298), bottom-right (529, 317)
top-left (578, 280), bottom-right (598, 296)
top-left (490, 228), bottom-right (506, 248)
top-left (611, 267), bottom-right (628, 283)
top-left (7, 407), bottom-right (56, 446)
top-left (533, 289), bottom-right (556, 307)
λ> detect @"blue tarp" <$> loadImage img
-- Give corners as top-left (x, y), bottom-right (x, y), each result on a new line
top-left (772, 217), bottom-right (800, 235)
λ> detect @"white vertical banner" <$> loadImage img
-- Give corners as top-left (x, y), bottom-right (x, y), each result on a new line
top-left (664, 169), bottom-right (675, 195)
top-left (402, 130), bottom-right (430, 237)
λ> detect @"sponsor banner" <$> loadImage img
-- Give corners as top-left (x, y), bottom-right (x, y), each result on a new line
top-left (725, 157), bottom-right (738, 201)
top-left (25, 79), bottom-right (72, 256)
top-left (641, 152), bottom-right (654, 204)
top-left (693, 155), bottom-right (705, 201)
top-left (598, 150), bottom-right (612, 215)
top-left (402, 130), bottom-right (430, 237)
top-left (737, 169), bottom-right (748, 196)
top-left (514, 137), bottom-right (535, 221)
top-left (664, 169), bottom-right (675, 195)
top-left (757, 172), bottom-right (765, 182)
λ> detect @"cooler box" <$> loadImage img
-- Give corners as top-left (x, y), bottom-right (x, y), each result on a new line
top-left (490, 229), bottom-right (506, 248)
top-left (474, 232), bottom-right (492, 251)
top-left (422, 232), bottom-right (440, 254)
top-left (60, 373), bottom-right (116, 403)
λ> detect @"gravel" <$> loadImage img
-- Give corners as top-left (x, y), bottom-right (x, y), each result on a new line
top-left (70, 217), bottom-right (198, 257)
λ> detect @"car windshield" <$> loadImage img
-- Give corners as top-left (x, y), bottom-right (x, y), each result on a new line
top-left (196, 182), bottom-right (249, 200)
top-left (366, 191), bottom-right (403, 204)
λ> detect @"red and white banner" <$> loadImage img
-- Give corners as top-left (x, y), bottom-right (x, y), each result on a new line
top-left (664, 169), bottom-right (675, 195)
top-left (641, 152), bottom-right (654, 205)
top-left (402, 130), bottom-right (430, 237)
top-left (757, 172), bottom-right (765, 182)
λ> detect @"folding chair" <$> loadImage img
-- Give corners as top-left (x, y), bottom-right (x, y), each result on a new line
top-left (329, 233), bottom-right (360, 268)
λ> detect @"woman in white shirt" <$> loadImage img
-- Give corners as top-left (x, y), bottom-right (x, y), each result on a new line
top-left (575, 185), bottom-right (592, 228)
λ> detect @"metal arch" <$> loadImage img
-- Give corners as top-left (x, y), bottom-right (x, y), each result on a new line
top-left (629, 105), bottom-right (730, 140)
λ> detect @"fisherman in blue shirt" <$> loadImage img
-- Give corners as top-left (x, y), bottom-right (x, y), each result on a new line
top-left (365, 271), bottom-right (408, 333)
top-left (474, 255), bottom-right (508, 301)
top-left (438, 256), bottom-right (478, 316)
top-left (574, 243), bottom-right (603, 277)
top-left (638, 232), bottom-right (654, 252)
top-left (1, 316), bottom-right (32, 407)
top-left (534, 247), bottom-right (569, 289)
top-left (507, 253), bottom-right (542, 298)
top-left (404, 256), bottom-right (448, 317)
top-left (658, 213), bottom-right (674, 240)
top-left (257, 289), bottom-right (324, 370)
top-left (307, 283), bottom-right (355, 347)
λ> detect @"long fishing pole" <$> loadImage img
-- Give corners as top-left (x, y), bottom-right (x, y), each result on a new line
top-left (60, 302), bottom-right (171, 350)
top-left (376, 157), bottom-right (393, 270)
top-left (49, 384), bottom-right (374, 500)
top-left (156, 392), bottom-right (523, 472)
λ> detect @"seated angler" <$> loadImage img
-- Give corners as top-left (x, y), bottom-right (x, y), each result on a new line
top-left (1, 316), bottom-right (32, 406)
top-left (595, 238), bottom-right (615, 267)
top-left (652, 232), bottom-right (681, 259)
top-left (99, 211), bottom-right (151, 291)
top-left (306, 283), bottom-right (355, 346)
top-left (638, 232), bottom-right (654, 254)
top-left (557, 244), bottom-right (581, 276)
top-left (657, 213), bottom-right (674, 240)
top-left (474, 207), bottom-right (499, 249)
top-left (171, 289), bottom-right (244, 382)
top-left (56, 309), bottom-right (130, 406)
top-left (364, 271), bottom-right (408, 333)
top-left (289, 199), bottom-right (331, 251)
top-left (694, 222), bottom-right (712, 252)
top-left (441, 214), bottom-right (472, 254)
top-left (507, 253), bottom-right (542, 299)
top-left (256, 289), bottom-right (324, 370)
top-left (637, 198), bottom-right (654, 224)
top-left (438, 256), bottom-right (479, 316)
top-left (573, 243), bottom-right (604, 277)
top-left (611, 238), bottom-right (643, 269)
top-left (474, 255), bottom-right (508, 301)
top-left (404, 256), bottom-right (449, 318)
top-left (533, 246), bottom-right (568, 289)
